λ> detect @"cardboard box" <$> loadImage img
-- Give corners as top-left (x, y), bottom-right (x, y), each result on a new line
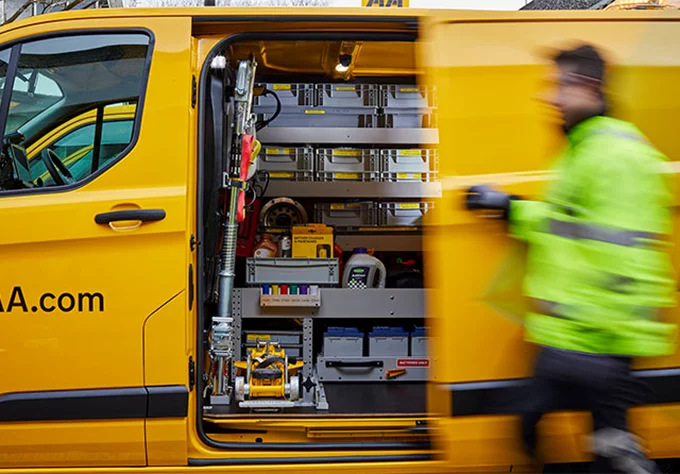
top-left (292, 224), bottom-right (334, 258)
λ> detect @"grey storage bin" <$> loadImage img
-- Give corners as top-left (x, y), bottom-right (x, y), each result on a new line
top-left (316, 84), bottom-right (378, 108)
top-left (368, 327), bottom-right (409, 357)
top-left (244, 331), bottom-right (302, 357)
top-left (316, 148), bottom-right (379, 182)
top-left (378, 201), bottom-right (435, 228)
top-left (323, 327), bottom-right (364, 357)
top-left (246, 258), bottom-right (339, 285)
top-left (255, 107), bottom-right (378, 128)
top-left (379, 85), bottom-right (435, 109)
top-left (379, 108), bottom-right (437, 129)
top-left (380, 148), bottom-right (439, 182)
top-left (254, 83), bottom-right (314, 108)
top-left (410, 327), bottom-right (428, 357)
top-left (314, 202), bottom-right (377, 231)
top-left (257, 146), bottom-right (314, 181)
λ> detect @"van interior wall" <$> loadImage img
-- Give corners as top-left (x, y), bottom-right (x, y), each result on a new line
top-left (200, 38), bottom-right (436, 425)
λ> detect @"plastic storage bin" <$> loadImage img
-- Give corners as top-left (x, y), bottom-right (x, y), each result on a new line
top-left (314, 202), bottom-right (377, 231)
top-left (378, 201), bottom-right (434, 228)
top-left (323, 327), bottom-right (364, 357)
top-left (316, 84), bottom-right (378, 108)
top-left (258, 146), bottom-right (314, 181)
top-left (379, 85), bottom-right (435, 109)
top-left (316, 148), bottom-right (379, 182)
top-left (253, 83), bottom-right (314, 108)
top-left (246, 258), bottom-right (340, 286)
top-left (379, 108), bottom-right (437, 128)
top-left (410, 327), bottom-right (428, 357)
top-left (255, 107), bottom-right (378, 128)
top-left (369, 327), bottom-right (409, 357)
top-left (380, 148), bottom-right (438, 182)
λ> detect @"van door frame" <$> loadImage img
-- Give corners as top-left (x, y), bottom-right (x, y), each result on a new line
top-left (193, 21), bottom-right (433, 457)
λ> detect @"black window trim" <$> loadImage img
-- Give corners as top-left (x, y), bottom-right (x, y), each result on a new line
top-left (0, 27), bottom-right (155, 198)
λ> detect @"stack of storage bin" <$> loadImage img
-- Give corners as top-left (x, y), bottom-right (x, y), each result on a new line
top-left (378, 85), bottom-right (437, 129)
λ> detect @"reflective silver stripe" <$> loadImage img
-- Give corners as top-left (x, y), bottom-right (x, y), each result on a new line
top-left (604, 274), bottom-right (635, 294)
top-left (531, 298), bottom-right (662, 321)
top-left (530, 298), bottom-right (571, 319)
top-left (548, 219), bottom-right (663, 248)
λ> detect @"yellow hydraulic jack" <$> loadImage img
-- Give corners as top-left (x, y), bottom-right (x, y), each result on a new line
top-left (233, 341), bottom-right (304, 409)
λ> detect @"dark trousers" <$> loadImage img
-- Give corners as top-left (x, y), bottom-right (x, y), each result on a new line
top-left (521, 347), bottom-right (650, 473)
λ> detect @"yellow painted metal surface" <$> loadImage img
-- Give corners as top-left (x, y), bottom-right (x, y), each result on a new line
top-left (0, 5), bottom-right (679, 473)
top-left (420, 10), bottom-right (680, 469)
top-left (0, 15), bottom-right (192, 468)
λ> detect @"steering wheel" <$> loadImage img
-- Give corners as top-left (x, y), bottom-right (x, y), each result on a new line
top-left (40, 148), bottom-right (74, 186)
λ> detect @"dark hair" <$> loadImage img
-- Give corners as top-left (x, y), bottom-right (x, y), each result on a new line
top-left (554, 44), bottom-right (606, 83)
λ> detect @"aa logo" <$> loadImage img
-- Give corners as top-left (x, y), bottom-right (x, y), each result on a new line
top-left (362, 0), bottom-right (409, 7)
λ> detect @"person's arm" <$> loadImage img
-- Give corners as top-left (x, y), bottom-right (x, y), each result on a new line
top-left (464, 185), bottom-right (548, 242)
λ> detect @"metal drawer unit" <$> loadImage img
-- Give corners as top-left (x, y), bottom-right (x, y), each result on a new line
top-left (379, 109), bottom-right (437, 129)
top-left (316, 84), bottom-right (379, 108)
top-left (258, 146), bottom-right (314, 181)
top-left (380, 148), bottom-right (439, 182)
top-left (254, 83), bottom-right (314, 108)
top-left (316, 148), bottom-right (379, 182)
top-left (379, 85), bottom-right (436, 109)
top-left (245, 258), bottom-right (340, 286)
top-left (317, 356), bottom-right (429, 382)
top-left (314, 202), bottom-right (377, 232)
top-left (378, 201), bottom-right (435, 228)
top-left (255, 107), bottom-right (378, 128)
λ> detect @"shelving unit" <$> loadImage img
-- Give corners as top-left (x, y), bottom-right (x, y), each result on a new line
top-left (264, 181), bottom-right (442, 199)
top-left (234, 288), bottom-right (425, 320)
top-left (257, 127), bottom-right (439, 145)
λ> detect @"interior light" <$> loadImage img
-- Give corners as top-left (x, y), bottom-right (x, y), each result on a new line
top-left (335, 54), bottom-right (352, 73)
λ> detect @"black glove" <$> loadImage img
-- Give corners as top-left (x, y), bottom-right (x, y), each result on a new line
top-left (465, 185), bottom-right (519, 219)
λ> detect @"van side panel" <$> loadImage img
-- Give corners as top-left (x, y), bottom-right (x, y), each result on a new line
top-left (421, 16), bottom-right (680, 469)
top-left (0, 16), bottom-right (192, 468)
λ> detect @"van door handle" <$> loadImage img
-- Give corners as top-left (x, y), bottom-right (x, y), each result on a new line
top-left (95, 209), bottom-right (166, 225)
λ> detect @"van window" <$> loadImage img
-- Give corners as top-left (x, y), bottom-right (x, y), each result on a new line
top-left (0, 32), bottom-right (150, 192)
top-left (29, 106), bottom-right (136, 186)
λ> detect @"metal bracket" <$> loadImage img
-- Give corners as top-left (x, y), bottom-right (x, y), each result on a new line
top-left (223, 173), bottom-right (248, 190)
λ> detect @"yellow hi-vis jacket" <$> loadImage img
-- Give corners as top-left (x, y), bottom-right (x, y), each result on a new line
top-left (509, 115), bottom-right (678, 357)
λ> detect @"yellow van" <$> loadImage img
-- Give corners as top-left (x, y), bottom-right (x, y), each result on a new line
top-left (0, 6), bottom-right (678, 473)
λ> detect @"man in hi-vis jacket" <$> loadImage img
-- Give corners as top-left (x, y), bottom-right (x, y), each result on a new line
top-left (465, 44), bottom-right (677, 473)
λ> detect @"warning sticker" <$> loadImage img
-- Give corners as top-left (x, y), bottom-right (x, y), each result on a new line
top-left (397, 359), bottom-right (430, 368)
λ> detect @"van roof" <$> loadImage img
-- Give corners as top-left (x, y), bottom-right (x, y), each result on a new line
top-left (2, 6), bottom-right (678, 35)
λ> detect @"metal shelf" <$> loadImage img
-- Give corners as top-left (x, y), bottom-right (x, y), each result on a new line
top-left (257, 127), bottom-right (439, 145)
top-left (234, 288), bottom-right (426, 319)
top-left (335, 234), bottom-right (422, 252)
top-left (264, 181), bottom-right (442, 199)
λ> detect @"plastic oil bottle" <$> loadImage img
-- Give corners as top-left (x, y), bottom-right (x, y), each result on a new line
top-left (342, 247), bottom-right (386, 289)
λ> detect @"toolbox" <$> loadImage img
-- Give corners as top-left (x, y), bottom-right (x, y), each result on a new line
top-left (379, 148), bottom-right (438, 182)
top-left (323, 327), bottom-right (364, 357)
top-left (314, 202), bottom-right (378, 231)
top-left (378, 201), bottom-right (435, 228)
top-left (257, 146), bottom-right (314, 181)
top-left (315, 148), bottom-right (379, 182)
top-left (368, 326), bottom-right (409, 357)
